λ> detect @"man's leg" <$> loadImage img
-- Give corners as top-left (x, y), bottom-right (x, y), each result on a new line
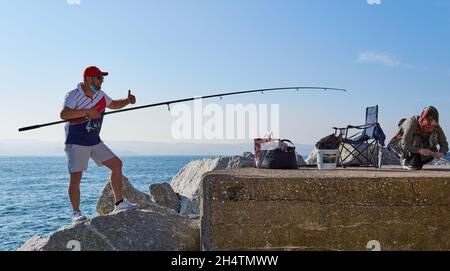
top-left (419, 155), bottom-right (434, 169)
top-left (404, 154), bottom-right (421, 169)
top-left (404, 153), bottom-right (434, 170)
top-left (65, 144), bottom-right (90, 212)
top-left (102, 157), bottom-right (123, 203)
top-left (68, 171), bottom-right (83, 211)
top-left (92, 142), bottom-right (137, 210)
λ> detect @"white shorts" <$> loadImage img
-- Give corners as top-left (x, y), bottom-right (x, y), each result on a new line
top-left (64, 141), bottom-right (116, 173)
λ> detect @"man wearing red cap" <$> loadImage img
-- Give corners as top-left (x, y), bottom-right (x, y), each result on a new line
top-left (60, 66), bottom-right (138, 223)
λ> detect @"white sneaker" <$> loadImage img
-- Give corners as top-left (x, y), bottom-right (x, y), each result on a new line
top-left (401, 159), bottom-right (419, 170)
top-left (71, 211), bottom-right (87, 224)
top-left (400, 159), bottom-right (407, 166)
top-left (403, 165), bottom-right (420, 171)
top-left (113, 198), bottom-right (138, 213)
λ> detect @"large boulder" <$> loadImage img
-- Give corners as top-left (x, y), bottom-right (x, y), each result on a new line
top-left (18, 236), bottom-right (48, 251)
top-left (306, 145), bottom-right (400, 166)
top-left (178, 195), bottom-right (201, 219)
top-left (171, 155), bottom-right (255, 216)
top-left (149, 183), bottom-right (181, 213)
top-left (21, 207), bottom-right (200, 251)
top-left (96, 175), bottom-right (153, 215)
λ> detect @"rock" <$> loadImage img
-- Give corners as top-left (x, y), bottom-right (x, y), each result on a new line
top-left (380, 146), bottom-right (401, 165)
top-left (178, 195), bottom-right (200, 220)
top-left (216, 155), bottom-right (255, 169)
top-left (305, 148), bottom-right (318, 165)
top-left (242, 152), bottom-right (255, 159)
top-left (21, 177), bottom-right (200, 251)
top-left (306, 145), bottom-right (401, 166)
top-left (96, 175), bottom-right (153, 215)
top-left (430, 158), bottom-right (450, 165)
top-left (18, 236), bottom-right (48, 251)
top-left (380, 147), bottom-right (402, 165)
top-left (297, 153), bottom-right (307, 166)
top-left (171, 155), bottom-right (255, 216)
top-left (23, 207), bottom-right (200, 251)
top-left (149, 183), bottom-right (181, 213)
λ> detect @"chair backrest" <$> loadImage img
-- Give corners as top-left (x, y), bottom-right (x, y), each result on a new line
top-left (362, 105), bottom-right (378, 138)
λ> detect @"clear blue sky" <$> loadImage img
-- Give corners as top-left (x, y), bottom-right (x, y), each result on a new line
top-left (1, 0), bottom-right (449, 145)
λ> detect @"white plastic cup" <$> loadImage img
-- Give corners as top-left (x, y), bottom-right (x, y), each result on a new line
top-left (316, 149), bottom-right (339, 170)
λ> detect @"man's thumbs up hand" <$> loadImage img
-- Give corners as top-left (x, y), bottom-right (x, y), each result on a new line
top-left (127, 90), bottom-right (136, 105)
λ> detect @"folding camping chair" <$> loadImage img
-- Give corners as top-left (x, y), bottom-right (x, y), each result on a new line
top-left (332, 105), bottom-right (385, 168)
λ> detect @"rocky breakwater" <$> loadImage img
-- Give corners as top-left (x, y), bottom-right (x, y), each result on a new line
top-left (19, 176), bottom-right (199, 251)
top-left (19, 153), bottom-right (266, 251)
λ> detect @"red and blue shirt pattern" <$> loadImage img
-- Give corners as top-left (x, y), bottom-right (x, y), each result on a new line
top-left (63, 83), bottom-right (112, 146)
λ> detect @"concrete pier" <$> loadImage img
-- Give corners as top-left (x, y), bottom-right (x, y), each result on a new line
top-left (200, 166), bottom-right (450, 251)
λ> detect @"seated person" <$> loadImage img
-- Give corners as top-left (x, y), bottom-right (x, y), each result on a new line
top-left (388, 106), bottom-right (448, 170)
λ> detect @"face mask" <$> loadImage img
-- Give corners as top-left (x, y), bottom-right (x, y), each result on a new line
top-left (89, 83), bottom-right (97, 94)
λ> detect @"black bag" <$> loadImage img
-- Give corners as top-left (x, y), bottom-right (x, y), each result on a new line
top-left (315, 134), bottom-right (342, 149)
top-left (261, 139), bottom-right (298, 169)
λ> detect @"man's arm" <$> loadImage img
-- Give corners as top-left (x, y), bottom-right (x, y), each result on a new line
top-left (60, 107), bottom-right (100, 120)
top-left (107, 90), bottom-right (136, 110)
top-left (107, 99), bottom-right (130, 110)
top-left (436, 126), bottom-right (449, 154)
top-left (400, 118), bottom-right (420, 154)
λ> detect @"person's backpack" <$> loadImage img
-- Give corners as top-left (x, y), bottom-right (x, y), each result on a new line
top-left (261, 139), bottom-right (298, 169)
top-left (398, 118), bottom-right (407, 127)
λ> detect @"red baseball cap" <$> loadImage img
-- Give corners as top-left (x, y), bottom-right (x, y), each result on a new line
top-left (83, 66), bottom-right (109, 78)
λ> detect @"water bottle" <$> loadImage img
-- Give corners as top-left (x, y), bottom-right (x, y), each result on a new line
top-left (378, 149), bottom-right (383, 168)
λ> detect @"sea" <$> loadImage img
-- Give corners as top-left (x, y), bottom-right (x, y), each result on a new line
top-left (0, 155), bottom-right (210, 251)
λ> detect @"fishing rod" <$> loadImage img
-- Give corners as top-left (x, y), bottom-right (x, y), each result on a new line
top-left (18, 86), bottom-right (347, 132)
